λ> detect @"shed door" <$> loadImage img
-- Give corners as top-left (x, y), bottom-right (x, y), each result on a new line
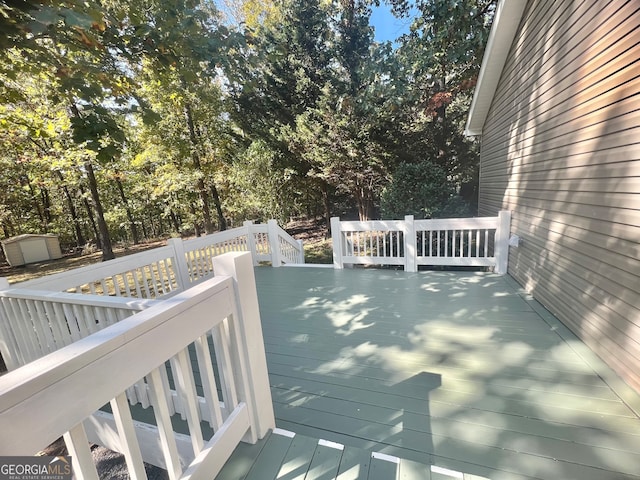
top-left (20, 238), bottom-right (50, 264)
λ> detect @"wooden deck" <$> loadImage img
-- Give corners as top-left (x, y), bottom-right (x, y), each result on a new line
top-left (217, 266), bottom-right (640, 480)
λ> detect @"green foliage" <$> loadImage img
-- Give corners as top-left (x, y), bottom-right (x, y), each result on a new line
top-left (0, 0), bottom-right (496, 253)
top-left (380, 161), bottom-right (471, 219)
top-left (225, 141), bottom-right (300, 224)
top-left (304, 238), bottom-right (333, 264)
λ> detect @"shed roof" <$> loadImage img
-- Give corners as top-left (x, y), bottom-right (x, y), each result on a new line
top-left (464, 0), bottom-right (528, 136)
top-left (1, 234), bottom-right (59, 245)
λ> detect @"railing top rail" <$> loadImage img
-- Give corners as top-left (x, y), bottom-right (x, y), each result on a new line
top-left (248, 224), bottom-right (268, 233)
top-left (181, 225), bottom-right (249, 250)
top-left (338, 220), bottom-right (407, 231)
top-left (0, 288), bottom-right (155, 311)
top-left (414, 216), bottom-right (499, 229)
top-left (0, 274), bottom-right (234, 454)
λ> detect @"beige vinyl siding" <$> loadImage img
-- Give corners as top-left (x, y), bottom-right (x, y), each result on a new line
top-left (478, 0), bottom-right (640, 392)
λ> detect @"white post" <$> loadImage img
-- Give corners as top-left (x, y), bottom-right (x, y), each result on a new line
top-left (495, 210), bottom-right (511, 275)
top-left (404, 215), bottom-right (417, 273)
top-left (212, 252), bottom-right (275, 440)
top-left (243, 221), bottom-right (259, 266)
top-left (330, 217), bottom-right (343, 269)
top-left (267, 220), bottom-right (282, 267)
top-left (296, 239), bottom-right (305, 264)
top-left (167, 238), bottom-right (191, 290)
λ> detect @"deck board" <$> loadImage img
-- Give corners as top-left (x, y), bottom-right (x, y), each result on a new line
top-left (248, 266), bottom-right (640, 480)
top-left (336, 446), bottom-right (370, 480)
top-left (367, 455), bottom-right (398, 480)
top-left (245, 431), bottom-right (294, 480)
top-left (276, 433), bottom-right (318, 480)
top-left (305, 441), bottom-right (343, 480)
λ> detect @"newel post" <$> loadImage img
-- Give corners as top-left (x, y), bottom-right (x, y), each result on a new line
top-left (243, 221), bottom-right (259, 266)
top-left (212, 252), bottom-right (275, 440)
top-left (267, 220), bottom-right (282, 267)
top-left (167, 238), bottom-right (191, 290)
top-left (495, 210), bottom-right (511, 275)
top-left (330, 217), bottom-right (343, 269)
top-left (404, 215), bottom-right (417, 273)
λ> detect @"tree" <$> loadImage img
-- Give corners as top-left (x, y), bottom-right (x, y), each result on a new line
top-left (130, 0), bottom-right (240, 234)
top-left (228, 0), bottom-right (403, 222)
top-left (294, 0), bottom-right (400, 221)
top-left (227, 0), bottom-right (337, 226)
top-left (390, 0), bottom-right (496, 207)
top-left (219, 0), bottom-right (281, 29)
top-left (0, 62), bottom-right (97, 247)
top-left (380, 160), bottom-right (472, 219)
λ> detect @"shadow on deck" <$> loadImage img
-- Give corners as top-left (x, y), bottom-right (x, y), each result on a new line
top-left (219, 266), bottom-right (640, 480)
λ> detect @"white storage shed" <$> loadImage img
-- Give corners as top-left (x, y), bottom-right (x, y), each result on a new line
top-left (1, 234), bottom-right (63, 267)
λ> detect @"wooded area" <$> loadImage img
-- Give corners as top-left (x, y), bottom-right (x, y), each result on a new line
top-left (0, 0), bottom-right (496, 261)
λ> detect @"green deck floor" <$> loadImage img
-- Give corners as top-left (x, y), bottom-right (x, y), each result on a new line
top-left (219, 266), bottom-right (640, 480)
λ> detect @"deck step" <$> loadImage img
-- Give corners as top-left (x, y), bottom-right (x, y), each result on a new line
top-left (215, 429), bottom-right (489, 480)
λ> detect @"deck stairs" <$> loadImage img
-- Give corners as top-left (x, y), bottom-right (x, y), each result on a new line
top-left (216, 428), bottom-right (488, 480)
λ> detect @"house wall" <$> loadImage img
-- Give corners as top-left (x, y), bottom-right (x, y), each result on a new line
top-left (478, 0), bottom-right (640, 391)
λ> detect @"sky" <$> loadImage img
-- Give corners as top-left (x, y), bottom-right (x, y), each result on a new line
top-left (369, 3), bottom-right (414, 43)
top-left (215, 0), bottom-right (415, 45)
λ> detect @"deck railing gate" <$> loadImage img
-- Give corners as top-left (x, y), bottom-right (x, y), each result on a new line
top-left (331, 211), bottom-right (511, 274)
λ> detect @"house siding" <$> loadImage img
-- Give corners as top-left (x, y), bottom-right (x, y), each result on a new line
top-left (478, 0), bottom-right (640, 391)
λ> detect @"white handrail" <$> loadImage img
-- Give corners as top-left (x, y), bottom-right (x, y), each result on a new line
top-left (267, 220), bottom-right (304, 266)
top-left (331, 211), bottom-right (511, 274)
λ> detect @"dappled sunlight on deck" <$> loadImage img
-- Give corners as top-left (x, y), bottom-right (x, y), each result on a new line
top-left (254, 266), bottom-right (640, 480)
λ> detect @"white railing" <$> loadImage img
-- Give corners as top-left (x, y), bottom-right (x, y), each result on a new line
top-left (10, 220), bottom-right (304, 299)
top-left (16, 245), bottom-right (181, 298)
top-left (0, 284), bottom-right (154, 371)
top-left (331, 211), bottom-right (511, 274)
top-left (0, 252), bottom-right (274, 480)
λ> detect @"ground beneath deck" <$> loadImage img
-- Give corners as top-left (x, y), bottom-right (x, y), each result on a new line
top-left (241, 266), bottom-right (640, 480)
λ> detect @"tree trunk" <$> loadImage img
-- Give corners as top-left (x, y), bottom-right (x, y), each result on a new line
top-left (56, 171), bottom-right (86, 247)
top-left (84, 161), bottom-right (115, 261)
top-left (169, 210), bottom-right (181, 234)
top-left (115, 176), bottom-right (140, 244)
top-left (321, 181), bottom-right (331, 237)
top-left (140, 219), bottom-right (149, 239)
top-left (190, 203), bottom-right (201, 237)
top-left (25, 179), bottom-right (46, 230)
top-left (41, 187), bottom-right (53, 230)
top-left (209, 184), bottom-right (227, 231)
top-left (184, 101), bottom-right (214, 234)
top-left (79, 184), bottom-right (101, 249)
top-left (356, 186), bottom-right (373, 221)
